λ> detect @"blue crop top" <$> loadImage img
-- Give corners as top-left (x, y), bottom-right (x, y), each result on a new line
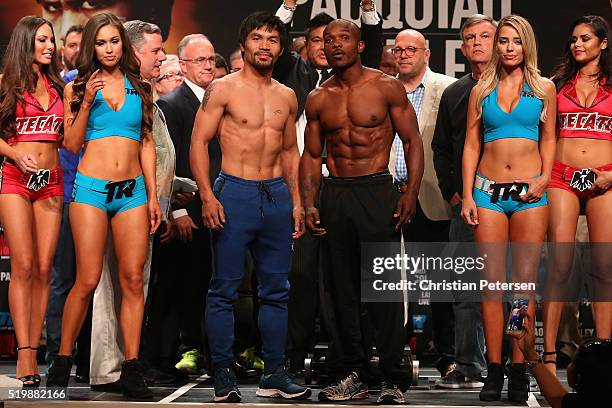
top-left (482, 83), bottom-right (543, 143)
top-left (85, 74), bottom-right (142, 142)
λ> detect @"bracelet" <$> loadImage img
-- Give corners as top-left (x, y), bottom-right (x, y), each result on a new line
top-left (282, 1), bottom-right (297, 12)
top-left (525, 356), bottom-right (543, 369)
top-left (360, 0), bottom-right (376, 12)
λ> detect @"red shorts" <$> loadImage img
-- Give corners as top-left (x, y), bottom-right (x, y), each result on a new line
top-left (0, 161), bottom-right (63, 201)
top-left (549, 161), bottom-right (612, 198)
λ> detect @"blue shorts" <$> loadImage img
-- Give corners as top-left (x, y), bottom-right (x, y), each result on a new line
top-left (71, 172), bottom-right (147, 215)
top-left (473, 172), bottom-right (547, 216)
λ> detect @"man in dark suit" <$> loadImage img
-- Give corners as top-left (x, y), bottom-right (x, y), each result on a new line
top-left (274, 0), bottom-right (382, 121)
top-left (272, 0), bottom-right (383, 373)
top-left (144, 33), bottom-right (221, 379)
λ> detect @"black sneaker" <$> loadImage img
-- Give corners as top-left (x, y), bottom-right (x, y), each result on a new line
top-left (435, 357), bottom-right (457, 377)
top-left (142, 366), bottom-right (189, 386)
top-left (256, 365), bottom-right (311, 399)
top-left (213, 367), bottom-right (242, 403)
top-left (376, 382), bottom-right (405, 405)
top-left (479, 363), bottom-right (504, 401)
top-left (120, 359), bottom-right (153, 399)
top-left (46, 355), bottom-right (73, 388)
top-left (507, 363), bottom-right (529, 402)
top-left (91, 380), bottom-right (122, 393)
top-left (318, 372), bottom-right (369, 401)
top-left (436, 370), bottom-right (485, 389)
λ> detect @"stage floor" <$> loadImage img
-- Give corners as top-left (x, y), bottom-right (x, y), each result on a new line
top-left (0, 366), bottom-right (557, 407)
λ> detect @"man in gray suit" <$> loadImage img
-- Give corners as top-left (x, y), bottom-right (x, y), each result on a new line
top-left (389, 29), bottom-right (457, 378)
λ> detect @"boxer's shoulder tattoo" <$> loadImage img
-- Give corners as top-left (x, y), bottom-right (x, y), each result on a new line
top-left (201, 82), bottom-right (216, 111)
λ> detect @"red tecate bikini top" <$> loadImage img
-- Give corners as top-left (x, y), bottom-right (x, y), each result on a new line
top-left (557, 73), bottom-right (612, 141)
top-left (8, 74), bottom-right (63, 143)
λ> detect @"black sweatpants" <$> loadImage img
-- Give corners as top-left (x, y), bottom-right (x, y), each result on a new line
top-left (287, 230), bottom-right (320, 368)
top-left (320, 172), bottom-right (410, 391)
top-left (402, 201), bottom-right (454, 362)
top-left (143, 224), bottom-right (212, 369)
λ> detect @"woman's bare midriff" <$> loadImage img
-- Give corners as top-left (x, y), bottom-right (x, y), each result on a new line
top-left (78, 136), bottom-right (142, 180)
top-left (478, 138), bottom-right (543, 182)
top-left (555, 138), bottom-right (612, 168)
top-left (10, 140), bottom-right (60, 169)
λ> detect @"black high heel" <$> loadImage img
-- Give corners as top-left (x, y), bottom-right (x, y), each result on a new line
top-left (30, 347), bottom-right (41, 387)
top-left (16, 346), bottom-right (37, 388)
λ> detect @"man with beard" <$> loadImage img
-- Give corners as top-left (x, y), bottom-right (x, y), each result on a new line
top-left (59, 24), bottom-right (82, 78)
top-left (190, 11), bottom-right (309, 403)
top-left (300, 19), bottom-right (423, 405)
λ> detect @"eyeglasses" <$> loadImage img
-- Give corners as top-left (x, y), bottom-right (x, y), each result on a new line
top-left (392, 47), bottom-right (426, 57)
top-left (180, 56), bottom-right (216, 66)
top-left (159, 72), bottom-right (184, 81)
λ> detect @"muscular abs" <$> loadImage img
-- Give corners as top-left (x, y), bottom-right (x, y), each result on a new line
top-left (318, 79), bottom-right (395, 177)
top-left (213, 82), bottom-right (292, 180)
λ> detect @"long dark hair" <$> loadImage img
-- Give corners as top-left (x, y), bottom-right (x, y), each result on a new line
top-left (71, 13), bottom-right (153, 134)
top-left (551, 15), bottom-right (611, 90)
top-left (0, 16), bottom-right (64, 141)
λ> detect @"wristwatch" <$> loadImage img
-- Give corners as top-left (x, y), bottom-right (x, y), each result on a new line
top-left (360, 0), bottom-right (376, 12)
top-left (282, 1), bottom-right (297, 12)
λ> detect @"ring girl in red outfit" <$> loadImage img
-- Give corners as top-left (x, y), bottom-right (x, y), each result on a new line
top-left (543, 15), bottom-right (612, 375)
top-left (0, 16), bottom-right (64, 386)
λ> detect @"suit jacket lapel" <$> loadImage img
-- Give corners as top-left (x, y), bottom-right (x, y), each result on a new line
top-left (419, 71), bottom-right (436, 135)
top-left (180, 82), bottom-right (201, 111)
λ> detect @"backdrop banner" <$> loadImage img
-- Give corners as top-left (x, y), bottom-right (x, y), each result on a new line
top-left (0, 1), bottom-right (610, 77)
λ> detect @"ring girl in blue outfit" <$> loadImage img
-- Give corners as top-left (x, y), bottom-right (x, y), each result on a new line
top-left (46, 13), bottom-right (161, 397)
top-left (461, 15), bottom-right (557, 403)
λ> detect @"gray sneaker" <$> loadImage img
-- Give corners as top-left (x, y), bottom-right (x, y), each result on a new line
top-left (318, 372), bottom-right (368, 401)
top-left (376, 382), bottom-right (405, 405)
top-left (436, 370), bottom-right (484, 389)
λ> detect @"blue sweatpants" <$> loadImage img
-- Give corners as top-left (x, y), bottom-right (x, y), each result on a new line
top-left (205, 172), bottom-right (293, 373)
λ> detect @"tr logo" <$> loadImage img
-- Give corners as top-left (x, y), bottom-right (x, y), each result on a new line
top-left (489, 182), bottom-right (528, 203)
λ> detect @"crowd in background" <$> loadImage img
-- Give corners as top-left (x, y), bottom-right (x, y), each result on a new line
top-left (0, 1), bottom-right (610, 407)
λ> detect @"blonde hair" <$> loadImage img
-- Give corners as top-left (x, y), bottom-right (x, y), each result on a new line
top-left (475, 15), bottom-right (549, 121)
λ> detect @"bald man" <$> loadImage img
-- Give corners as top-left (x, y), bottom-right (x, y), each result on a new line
top-left (389, 29), bottom-right (457, 377)
top-left (301, 19), bottom-right (423, 404)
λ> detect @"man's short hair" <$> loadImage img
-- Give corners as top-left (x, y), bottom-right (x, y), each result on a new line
top-left (62, 24), bottom-right (83, 44)
top-left (459, 14), bottom-right (498, 41)
top-left (238, 11), bottom-right (287, 49)
top-left (123, 20), bottom-right (162, 50)
top-left (177, 34), bottom-right (210, 59)
top-left (215, 53), bottom-right (229, 71)
top-left (305, 13), bottom-right (334, 40)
